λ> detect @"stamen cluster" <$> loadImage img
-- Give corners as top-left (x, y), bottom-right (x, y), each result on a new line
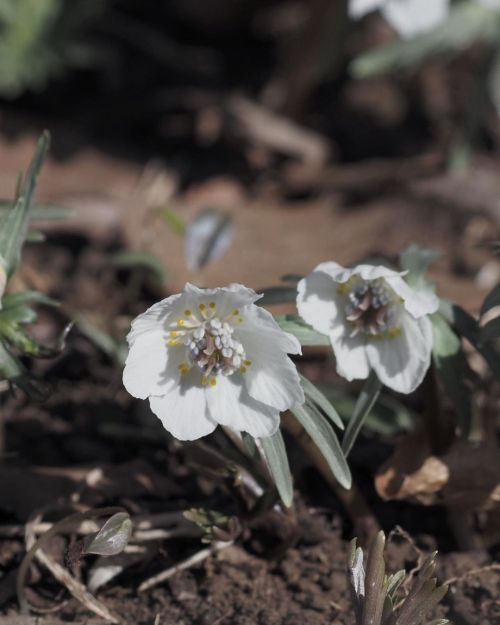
top-left (344, 279), bottom-right (398, 337)
top-left (168, 303), bottom-right (250, 386)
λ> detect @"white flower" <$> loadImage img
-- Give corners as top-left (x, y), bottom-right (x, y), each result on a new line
top-left (349, 0), bottom-right (450, 39)
top-left (297, 262), bottom-right (439, 394)
top-left (123, 283), bottom-right (304, 441)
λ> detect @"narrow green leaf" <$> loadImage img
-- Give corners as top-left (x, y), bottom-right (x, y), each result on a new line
top-left (300, 374), bottom-right (344, 429)
top-left (351, 3), bottom-right (500, 78)
top-left (317, 384), bottom-right (414, 436)
top-left (480, 283), bottom-right (500, 316)
top-left (342, 371), bottom-right (382, 457)
top-left (0, 340), bottom-right (22, 380)
top-left (259, 430), bottom-right (294, 507)
top-left (274, 314), bottom-right (330, 346)
top-left (2, 291), bottom-right (59, 309)
top-left (291, 403), bottom-right (351, 489)
top-left (363, 531), bottom-right (386, 625)
top-left (431, 314), bottom-right (473, 435)
top-left (480, 316), bottom-right (500, 342)
top-left (25, 230), bottom-right (45, 243)
top-left (110, 250), bottom-right (166, 283)
top-left (0, 131), bottom-right (50, 276)
top-left (0, 305), bottom-right (37, 325)
top-left (161, 207), bottom-right (187, 235)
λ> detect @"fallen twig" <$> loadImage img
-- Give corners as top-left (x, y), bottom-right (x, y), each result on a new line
top-left (17, 506), bottom-right (123, 623)
top-left (138, 540), bottom-right (233, 593)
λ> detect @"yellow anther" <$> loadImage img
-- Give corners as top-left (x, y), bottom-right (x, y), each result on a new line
top-left (244, 360), bottom-right (252, 366)
top-left (168, 340), bottom-right (178, 346)
top-left (199, 303), bottom-right (206, 311)
top-left (201, 376), bottom-right (209, 386)
top-left (238, 317), bottom-right (243, 324)
top-left (177, 319), bottom-right (185, 326)
top-left (170, 331), bottom-right (178, 337)
top-left (210, 377), bottom-right (217, 387)
top-left (232, 309), bottom-right (239, 316)
top-left (184, 309), bottom-right (192, 316)
top-left (209, 302), bottom-right (216, 309)
top-left (388, 326), bottom-right (402, 338)
top-left (178, 363), bottom-right (185, 370)
top-left (240, 366), bottom-right (247, 374)
top-left (336, 283), bottom-right (348, 295)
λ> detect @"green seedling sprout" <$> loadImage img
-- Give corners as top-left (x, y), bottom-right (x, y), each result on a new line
top-left (348, 531), bottom-right (449, 625)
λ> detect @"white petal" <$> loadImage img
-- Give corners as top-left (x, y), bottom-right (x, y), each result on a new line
top-left (332, 336), bottom-right (371, 381)
top-left (365, 315), bottom-right (432, 393)
top-left (297, 269), bottom-right (346, 340)
top-left (309, 261), bottom-right (404, 285)
top-left (386, 276), bottom-right (439, 318)
top-left (349, 0), bottom-right (382, 18)
top-left (243, 351), bottom-right (304, 411)
top-left (149, 381), bottom-right (216, 441)
top-left (183, 282), bottom-right (262, 317)
top-left (123, 294), bottom-right (183, 399)
top-left (206, 375), bottom-right (280, 438)
top-left (383, 0), bottom-right (449, 39)
top-left (123, 329), bottom-right (169, 399)
top-left (236, 306), bottom-right (301, 355)
top-left (126, 293), bottom-right (181, 343)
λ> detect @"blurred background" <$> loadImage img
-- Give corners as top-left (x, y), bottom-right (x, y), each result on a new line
top-left (1, 0), bottom-right (499, 309)
top-left (1, 4), bottom-right (500, 623)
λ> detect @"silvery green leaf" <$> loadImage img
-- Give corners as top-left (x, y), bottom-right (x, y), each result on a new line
top-left (351, 3), bottom-right (500, 78)
top-left (0, 132), bottom-right (50, 277)
top-left (259, 429), bottom-right (294, 507)
top-left (30, 203), bottom-right (74, 220)
top-left (185, 208), bottom-right (234, 271)
top-left (0, 201), bottom-right (74, 221)
top-left (386, 569), bottom-right (406, 601)
top-left (399, 244), bottom-right (440, 289)
top-left (342, 371), bottom-right (382, 457)
top-left (350, 544), bottom-right (365, 599)
top-left (431, 313), bottom-right (473, 435)
top-left (274, 314), bottom-right (330, 346)
top-left (110, 250), bottom-right (166, 284)
top-left (291, 403), bottom-right (351, 489)
top-left (259, 286), bottom-right (297, 306)
top-left (300, 374), bottom-right (344, 429)
top-left (83, 512), bottom-right (132, 557)
top-left (480, 282), bottom-right (500, 316)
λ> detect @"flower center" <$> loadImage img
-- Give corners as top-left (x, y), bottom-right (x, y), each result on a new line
top-left (343, 279), bottom-right (400, 338)
top-left (168, 302), bottom-right (251, 386)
